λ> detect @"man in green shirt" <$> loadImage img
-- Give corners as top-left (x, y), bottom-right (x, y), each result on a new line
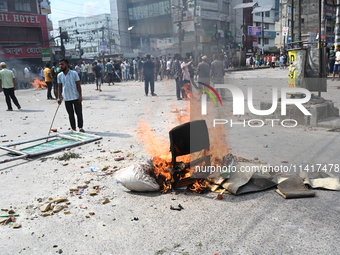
top-left (0, 62), bottom-right (21, 111)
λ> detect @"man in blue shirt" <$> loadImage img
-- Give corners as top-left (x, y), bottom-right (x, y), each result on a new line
top-left (57, 59), bottom-right (84, 132)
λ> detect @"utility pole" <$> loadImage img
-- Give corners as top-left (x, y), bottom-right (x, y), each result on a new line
top-left (318, 0), bottom-right (322, 97)
top-left (178, 6), bottom-right (183, 56)
top-left (59, 27), bottom-right (65, 59)
top-left (335, 5), bottom-right (340, 48)
top-left (194, 0), bottom-right (198, 58)
top-left (101, 26), bottom-right (105, 64)
top-left (261, 11), bottom-right (264, 55)
top-left (291, 0), bottom-right (294, 47)
top-left (298, 0), bottom-right (302, 48)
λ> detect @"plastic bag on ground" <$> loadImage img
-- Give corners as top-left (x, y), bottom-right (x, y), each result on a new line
top-left (114, 164), bottom-right (160, 192)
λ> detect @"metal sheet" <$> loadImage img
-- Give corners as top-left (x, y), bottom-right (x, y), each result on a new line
top-left (252, 5), bottom-right (273, 13)
top-left (234, 2), bottom-right (258, 9)
top-left (0, 132), bottom-right (102, 164)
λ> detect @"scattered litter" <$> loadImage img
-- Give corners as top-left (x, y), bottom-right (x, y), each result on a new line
top-left (12, 223), bottom-right (21, 228)
top-left (114, 164), bottom-right (160, 192)
top-left (53, 205), bottom-right (67, 213)
top-left (89, 212), bottom-right (95, 215)
top-left (89, 166), bottom-right (101, 172)
top-left (88, 189), bottom-right (99, 196)
top-left (170, 204), bottom-right (184, 211)
top-left (102, 198), bottom-right (110, 204)
top-left (40, 202), bottom-right (52, 212)
top-left (0, 214), bottom-right (19, 217)
top-left (276, 175), bottom-right (315, 199)
top-left (114, 157), bottom-right (125, 161)
top-left (41, 211), bottom-right (53, 217)
top-left (53, 197), bottom-right (67, 203)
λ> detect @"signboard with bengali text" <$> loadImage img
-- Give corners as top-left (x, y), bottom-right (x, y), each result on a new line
top-left (0, 13), bottom-right (49, 59)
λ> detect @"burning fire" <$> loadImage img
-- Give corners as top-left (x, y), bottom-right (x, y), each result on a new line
top-left (137, 79), bottom-right (230, 193)
top-left (30, 77), bottom-right (47, 90)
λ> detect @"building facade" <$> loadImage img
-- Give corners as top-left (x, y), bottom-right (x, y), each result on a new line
top-left (0, 0), bottom-right (50, 63)
top-left (275, 0), bottom-right (336, 49)
top-left (58, 14), bottom-right (112, 59)
top-left (119, 0), bottom-right (232, 57)
top-left (252, 0), bottom-right (278, 53)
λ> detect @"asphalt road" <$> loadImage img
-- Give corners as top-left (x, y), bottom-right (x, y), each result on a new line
top-left (0, 69), bottom-right (339, 255)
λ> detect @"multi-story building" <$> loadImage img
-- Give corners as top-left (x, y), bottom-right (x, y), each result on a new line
top-left (275, 0), bottom-right (336, 49)
top-left (109, 0), bottom-right (232, 57)
top-left (0, 0), bottom-right (50, 64)
top-left (125, 0), bottom-right (173, 56)
top-left (110, 0), bottom-right (131, 55)
top-left (252, 0), bottom-right (278, 53)
top-left (39, 0), bottom-right (54, 46)
top-left (58, 14), bottom-right (112, 59)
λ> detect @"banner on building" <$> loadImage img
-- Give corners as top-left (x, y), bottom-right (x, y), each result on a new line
top-left (41, 48), bottom-right (51, 62)
top-left (248, 26), bottom-right (262, 36)
top-left (282, 27), bottom-right (289, 36)
top-left (100, 42), bottom-right (108, 54)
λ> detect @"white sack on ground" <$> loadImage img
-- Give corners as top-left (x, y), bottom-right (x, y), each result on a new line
top-left (114, 164), bottom-right (160, 192)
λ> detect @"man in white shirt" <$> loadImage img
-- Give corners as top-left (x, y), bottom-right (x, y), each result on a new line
top-left (57, 59), bottom-right (84, 132)
top-left (332, 45), bottom-right (340, 81)
top-left (0, 62), bottom-right (21, 111)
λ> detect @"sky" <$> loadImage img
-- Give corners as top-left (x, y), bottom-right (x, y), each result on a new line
top-left (50, 0), bottom-right (111, 30)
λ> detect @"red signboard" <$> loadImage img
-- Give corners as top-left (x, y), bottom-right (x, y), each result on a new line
top-left (0, 13), bottom-right (49, 59)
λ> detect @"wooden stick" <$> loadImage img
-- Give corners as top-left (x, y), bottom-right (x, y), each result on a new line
top-left (47, 104), bottom-right (60, 140)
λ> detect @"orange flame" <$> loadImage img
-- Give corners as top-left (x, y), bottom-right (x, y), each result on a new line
top-left (136, 80), bottom-right (231, 193)
top-left (30, 77), bottom-right (47, 90)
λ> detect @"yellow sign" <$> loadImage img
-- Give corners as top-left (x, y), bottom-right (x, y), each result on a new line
top-left (288, 51), bottom-right (297, 88)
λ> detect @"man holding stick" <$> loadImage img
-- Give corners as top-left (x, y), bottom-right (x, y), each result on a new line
top-left (57, 59), bottom-right (85, 132)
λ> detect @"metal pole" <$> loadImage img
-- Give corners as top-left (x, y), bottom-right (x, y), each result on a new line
top-left (298, 0), bottom-right (302, 48)
top-left (291, 0), bottom-right (294, 47)
top-left (336, 5), bottom-right (340, 48)
top-left (318, 0), bottom-right (322, 97)
top-left (179, 7), bottom-right (183, 56)
top-left (262, 12), bottom-right (264, 55)
top-left (60, 27), bottom-right (65, 59)
top-left (194, 0), bottom-right (198, 58)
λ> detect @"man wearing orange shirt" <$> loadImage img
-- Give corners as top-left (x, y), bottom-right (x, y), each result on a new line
top-left (44, 63), bottom-right (54, 100)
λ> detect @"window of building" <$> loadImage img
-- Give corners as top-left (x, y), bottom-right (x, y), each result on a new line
top-left (15, 0), bottom-right (31, 12)
top-left (255, 12), bottom-right (260, 16)
top-left (0, 0), bottom-right (8, 11)
top-left (0, 26), bottom-right (42, 44)
top-left (255, 22), bottom-right (269, 29)
top-left (265, 11), bottom-right (270, 17)
top-left (287, 6), bottom-right (291, 14)
top-left (301, 18), bottom-right (304, 24)
top-left (258, 38), bottom-right (269, 45)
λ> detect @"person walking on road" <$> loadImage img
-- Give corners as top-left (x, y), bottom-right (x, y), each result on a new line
top-left (57, 59), bottom-right (84, 133)
top-left (142, 54), bottom-right (156, 96)
top-left (211, 54), bottom-right (225, 99)
top-left (44, 63), bottom-right (54, 100)
top-left (93, 62), bottom-right (102, 92)
top-left (196, 55), bottom-right (210, 88)
top-left (332, 45), bottom-right (340, 81)
top-left (105, 59), bottom-right (114, 85)
top-left (0, 62), bottom-right (21, 111)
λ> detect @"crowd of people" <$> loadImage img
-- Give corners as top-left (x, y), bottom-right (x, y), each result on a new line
top-left (246, 53), bottom-right (288, 69)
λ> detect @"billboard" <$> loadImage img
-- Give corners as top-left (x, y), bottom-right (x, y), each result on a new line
top-left (248, 26), bottom-right (262, 36)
